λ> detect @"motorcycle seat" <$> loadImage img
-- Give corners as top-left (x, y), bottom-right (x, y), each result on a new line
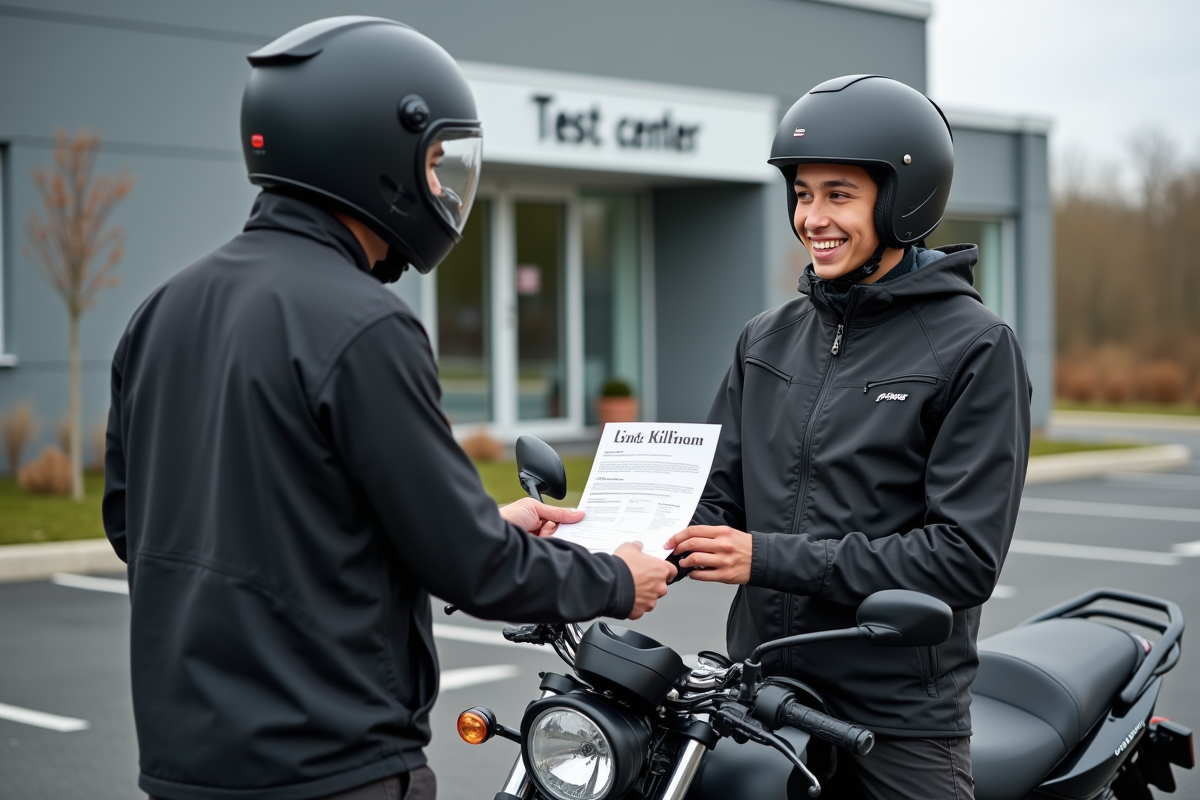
top-left (970, 619), bottom-right (1143, 800)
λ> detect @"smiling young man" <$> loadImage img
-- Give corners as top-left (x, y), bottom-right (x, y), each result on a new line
top-left (666, 76), bottom-right (1032, 799)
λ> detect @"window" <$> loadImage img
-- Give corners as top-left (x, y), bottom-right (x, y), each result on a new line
top-left (582, 193), bottom-right (641, 425)
top-left (0, 146), bottom-right (12, 367)
top-left (437, 199), bottom-right (492, 424)
top-left (925, 217), bottom-right (1014, 323)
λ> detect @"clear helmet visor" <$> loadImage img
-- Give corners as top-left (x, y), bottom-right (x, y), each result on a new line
top-left (424, 128), bottom-right (482, 234)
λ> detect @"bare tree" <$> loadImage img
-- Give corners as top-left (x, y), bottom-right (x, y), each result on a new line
top-left (23, 129), bottom-right (134, 501)
top-left (1128, 126), bottom-right (1177, 223)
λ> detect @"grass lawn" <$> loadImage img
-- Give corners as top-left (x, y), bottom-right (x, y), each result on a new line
top-left (1056, 400), bottom-right (1200, 417)
top-left (0, 473), bottom-right (107, 546)
top-left (1028, 438), bottom-right (1140, 457)
top-left (0, 442), bottom-right (1150, 546)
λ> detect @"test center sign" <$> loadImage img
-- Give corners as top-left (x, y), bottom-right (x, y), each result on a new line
top-left (461, 63), bottom-right (778, 183)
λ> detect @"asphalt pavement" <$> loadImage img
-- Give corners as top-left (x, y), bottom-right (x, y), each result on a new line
top-left (1, 418), bottom-right (1197, 799)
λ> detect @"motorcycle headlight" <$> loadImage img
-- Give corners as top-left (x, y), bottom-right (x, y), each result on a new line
top-left (528, 708), bottom-right (614, 800)
top-left (521, 693), bottom-right (651, 800)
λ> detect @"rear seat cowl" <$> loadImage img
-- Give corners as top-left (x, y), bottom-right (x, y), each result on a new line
top-left (972, 619), bottom-right (1143, 749)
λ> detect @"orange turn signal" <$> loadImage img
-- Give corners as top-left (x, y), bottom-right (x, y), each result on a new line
top-left (457, 707), bottom-right (494, 745)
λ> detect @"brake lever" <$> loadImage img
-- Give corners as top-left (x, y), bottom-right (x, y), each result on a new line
top-left (502, 624), bottom-right (559, 645)
top-left (713, 704), bottom-right (822, 797)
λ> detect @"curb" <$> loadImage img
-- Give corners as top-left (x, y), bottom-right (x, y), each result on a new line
top-left (1025, 444), bottom-right (1191, 485)
top-left (0, 445), bottom-right (1191, 584)
top-left (1052, 410), bottom-right (1200, 432)
top-left (0, 539), bottom-right (125, 584)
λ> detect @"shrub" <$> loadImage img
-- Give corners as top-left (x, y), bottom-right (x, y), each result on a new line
top-left (1138, 361), bottom-right (1187, 404)
top-left (89, 417), bottom-right (108, 472)
top-left (600, 377), bottom-right (634, 398)
top-left (2, 401), bottom-right (40, 476)
top-left (18, 446), bottom-right (72, 495)
top-left (58, 414), bottom-right (72, 454)
top-left (1100, 367), bottom-right (1136, 403)
top-left (460, 427), bottom-right (504, 462)
top-left (1059, 362), bottom-right (1099, 402)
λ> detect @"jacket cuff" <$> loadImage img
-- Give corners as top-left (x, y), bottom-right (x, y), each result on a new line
top-left (603, 553), bottom-right (636, 618)
top-left (748, 531), bottom-right (828, 595)
top-left (749, 531), bottom-right (772, 585)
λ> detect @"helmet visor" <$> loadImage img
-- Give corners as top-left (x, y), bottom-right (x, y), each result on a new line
top-left (424, 128), bottom-right (482, 234)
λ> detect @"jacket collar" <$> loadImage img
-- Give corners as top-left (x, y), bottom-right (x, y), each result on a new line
top-left (799, 244), bottom-right (982, 325)
top-left (243, 190), bottom-right (373, 276)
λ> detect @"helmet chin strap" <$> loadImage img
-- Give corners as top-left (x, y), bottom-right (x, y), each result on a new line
top-left (372, 247), bottom-right (411, 284)
top-left (823, 241), bottom-right (888, 293)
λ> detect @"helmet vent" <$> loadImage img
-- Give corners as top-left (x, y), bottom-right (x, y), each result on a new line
top-left (247, 16), bottom-right (409, 66)
top-left (809, 74), bottom-right (883, 94)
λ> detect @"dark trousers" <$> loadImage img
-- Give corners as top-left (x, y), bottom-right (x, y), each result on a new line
top-left (315, 767), bottom-right (437, 800)
top-left (825, 736), bottom-right (973, 800)
top-left (151, 767), bottom-right (438, 800)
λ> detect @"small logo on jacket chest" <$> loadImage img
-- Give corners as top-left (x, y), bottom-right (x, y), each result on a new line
top-left (875, 392), bottom-right (909, 403)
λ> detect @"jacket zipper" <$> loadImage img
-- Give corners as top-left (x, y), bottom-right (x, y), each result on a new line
top-left (783, 293), bottom-right (856, 677)
top-left (862, 374), bottom-right (939, 393)
top-left (745, 356), bottom-right (792, 385)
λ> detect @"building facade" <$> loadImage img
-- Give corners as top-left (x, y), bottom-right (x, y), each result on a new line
top-left (0, 0), bottom-right (1052, 460)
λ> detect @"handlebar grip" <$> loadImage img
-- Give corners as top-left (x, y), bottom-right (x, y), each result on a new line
top-left (781, 701), bottom-right (875, 755)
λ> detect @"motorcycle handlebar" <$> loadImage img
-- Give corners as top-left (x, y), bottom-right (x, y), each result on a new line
top-left (781, 701), bottom-right (875, 756)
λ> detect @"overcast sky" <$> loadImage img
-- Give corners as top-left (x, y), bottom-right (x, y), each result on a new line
top-left (928, 0), bottom-right (1200, 184)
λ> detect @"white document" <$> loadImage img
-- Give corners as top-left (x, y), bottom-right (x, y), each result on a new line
top-left (553, 422), bottom-right (721, 559)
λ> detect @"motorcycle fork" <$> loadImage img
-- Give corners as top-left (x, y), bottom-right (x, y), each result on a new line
top-left (497, 690), bottom-right (556, 799)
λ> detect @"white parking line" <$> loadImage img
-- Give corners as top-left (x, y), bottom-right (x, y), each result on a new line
top-left (51, 573), bottom-right (128, 594)
top-left (1171, 540), bottom-right (1200, 557)
top-left (0, 702), bottom-right (89, 732)
top-left (1020, 497), bottom-right (1200, 524)
top-left (440, 665), bottom-right (521, 690)
top-left (1008, 540), bottom-right (1182, 566)
top-left (1107, 472), bottom-right (1200, 491)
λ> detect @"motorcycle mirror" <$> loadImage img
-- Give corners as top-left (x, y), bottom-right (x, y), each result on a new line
top-left (856, 590), bottom-right (953, 647)
top-left (515, 435), bottom-right (567, 503)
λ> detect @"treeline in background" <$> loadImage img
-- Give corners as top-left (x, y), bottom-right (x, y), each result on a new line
top-left (1055, 130), bottom-right (1200, 406)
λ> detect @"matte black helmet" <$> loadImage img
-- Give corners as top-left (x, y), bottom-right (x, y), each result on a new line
top-left (769, 75), bottom-right (954, 277)
top-left (241, 17), bottom-right (482, 278)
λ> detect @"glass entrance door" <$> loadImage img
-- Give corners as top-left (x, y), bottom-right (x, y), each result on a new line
top-left (436, 199), bottom-right (491, 424)
top-left (430, 188), bottom-right (643, 439)
top-left (515, 201), bottom-right (568, 421)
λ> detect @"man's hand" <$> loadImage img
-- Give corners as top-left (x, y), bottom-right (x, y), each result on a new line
top-left (614, 542), bottom-right (676, 620)
top-left (664, 526), bottom-right (753, 584)
top-left (499, 498), bottom-right (584, 537)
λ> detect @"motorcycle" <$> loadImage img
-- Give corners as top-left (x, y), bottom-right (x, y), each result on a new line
top-left (452, 436), bottom-right (1194, 800)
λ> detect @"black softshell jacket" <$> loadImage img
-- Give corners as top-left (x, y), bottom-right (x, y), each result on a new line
top-left (694, 246), bottom-right (1031, 738)
top-left (103, 192), bottom-right (634, 800)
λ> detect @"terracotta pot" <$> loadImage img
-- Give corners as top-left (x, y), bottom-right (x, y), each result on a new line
top-left (595, 396), bottom-right (639, 426)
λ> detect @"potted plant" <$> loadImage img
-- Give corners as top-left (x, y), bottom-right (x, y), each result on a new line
top-left (595, 377), bottom-right (639, 426)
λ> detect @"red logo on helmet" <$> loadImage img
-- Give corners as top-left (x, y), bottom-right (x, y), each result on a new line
top-left (251, 134), bottom-right (264, 148)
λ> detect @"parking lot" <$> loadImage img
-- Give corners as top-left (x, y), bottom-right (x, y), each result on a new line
top-left (2, 419), bottom-right (1198, 800)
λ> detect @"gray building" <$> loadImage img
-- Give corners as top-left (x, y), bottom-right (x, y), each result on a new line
top-left (0, 0), bottom-right (1052, 462)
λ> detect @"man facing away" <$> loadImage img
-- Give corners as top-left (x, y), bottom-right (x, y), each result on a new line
top-left (667, 75), bottom-right (1032, 799)
top-left (103, 17), bottom-right (674, 800)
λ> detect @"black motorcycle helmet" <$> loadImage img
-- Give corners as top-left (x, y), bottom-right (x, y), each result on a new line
top-left (768, 75), bottom-right (954, 285)
top-left (241, 17), bottom-right (482, 279)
